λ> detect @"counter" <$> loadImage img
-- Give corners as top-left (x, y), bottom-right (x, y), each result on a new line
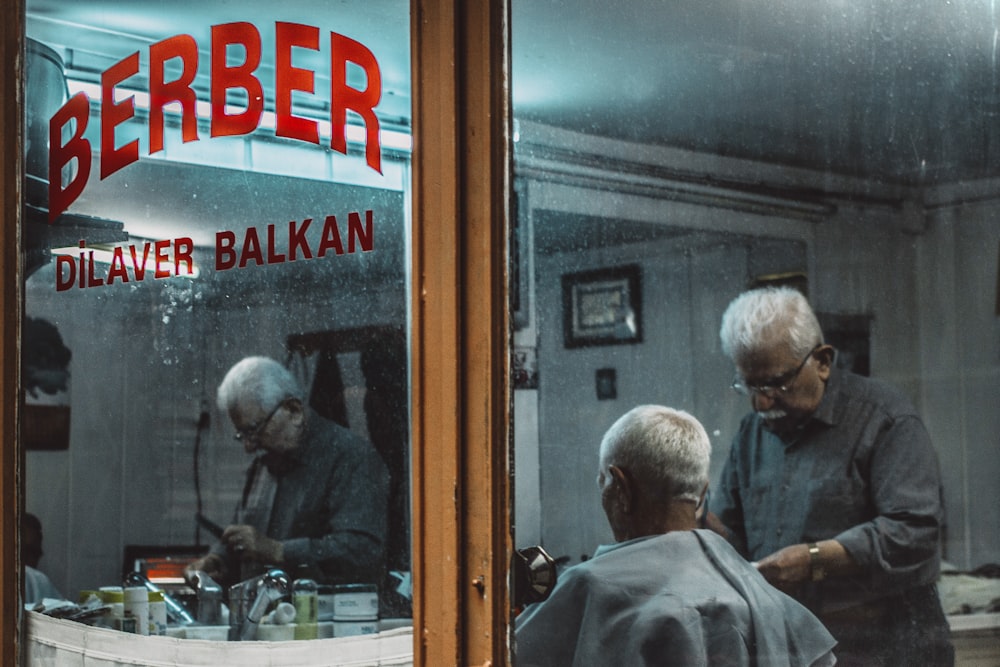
top-left (26, 611), bottom-right (414, 667)
top-left (948, 612), bottom-right (1000, 666)
top-left (30, 608), bottom-right (998, 666)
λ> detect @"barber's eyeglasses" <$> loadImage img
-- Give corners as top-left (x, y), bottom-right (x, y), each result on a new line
top-left (731, 345), bottom-right (821, 398)
top-left (234, 400), bottom-right (286, 442)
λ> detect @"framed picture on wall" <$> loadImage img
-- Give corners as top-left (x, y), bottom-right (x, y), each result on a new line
top-left (562, 264), bottom-right (642, 348)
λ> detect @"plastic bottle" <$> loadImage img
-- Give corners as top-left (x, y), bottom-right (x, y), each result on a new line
top-left (124, 586), bottom-right (150, 635)
top-left (148, 590), bottom-right (168, 636)
top-left (292, 578), bottom-right (318, 640)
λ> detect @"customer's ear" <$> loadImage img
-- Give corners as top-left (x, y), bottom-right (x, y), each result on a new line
top-left (609, 465), bottom-right (633, 514)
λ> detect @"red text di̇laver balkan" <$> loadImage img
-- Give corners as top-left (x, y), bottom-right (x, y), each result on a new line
top-left (54, 210), bottom-right (374, 292)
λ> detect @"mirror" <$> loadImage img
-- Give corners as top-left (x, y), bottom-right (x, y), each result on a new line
top-left (22, 0), bottom-right (414, 643)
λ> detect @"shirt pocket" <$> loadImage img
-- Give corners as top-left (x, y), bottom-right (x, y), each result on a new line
top-left (803, 474), bottom-right (866, 538)
top-left (743, 481), bottom-right (779, 557)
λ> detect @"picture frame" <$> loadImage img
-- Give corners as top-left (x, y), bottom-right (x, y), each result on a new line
top-left (562, 264), bottom-right (642, 348)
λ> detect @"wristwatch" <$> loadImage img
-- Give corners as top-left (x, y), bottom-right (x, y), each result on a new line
top-left (807, 542), bottom-right (826, 581)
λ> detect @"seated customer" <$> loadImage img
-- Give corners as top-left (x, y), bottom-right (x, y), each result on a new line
top-left (515, 405), bottom-right (837, 667)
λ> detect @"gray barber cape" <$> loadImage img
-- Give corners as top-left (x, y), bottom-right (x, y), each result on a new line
top-left (514, 530), bottom-right (836, 667)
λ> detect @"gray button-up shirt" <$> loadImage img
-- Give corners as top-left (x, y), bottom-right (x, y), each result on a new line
top-left (216, 409), bottom-right (389, 586)
top-left (711, 365), bottom-right (945, 614)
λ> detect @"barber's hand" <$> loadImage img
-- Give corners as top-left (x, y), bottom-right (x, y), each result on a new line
top-left (184, 553), bottom-right (227, 585)
top-left (755, 543), bottom-right (811, 593)
top-left (221, 524), bottom-right (284, 565)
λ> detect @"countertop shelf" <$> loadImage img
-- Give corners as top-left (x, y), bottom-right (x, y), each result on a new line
top-left (26, 611), bottom-right (414, 667)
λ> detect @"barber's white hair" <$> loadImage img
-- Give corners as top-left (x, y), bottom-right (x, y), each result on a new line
top-left (216, 356), bottom-right (303, 414)
top-left (719, 286), bottom-right (823, 361)
top-left (598, 405), bottom-right (710, 503)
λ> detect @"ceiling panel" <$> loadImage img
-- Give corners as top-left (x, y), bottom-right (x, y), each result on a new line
top-left (25, 1), bottom-right (1000, 187)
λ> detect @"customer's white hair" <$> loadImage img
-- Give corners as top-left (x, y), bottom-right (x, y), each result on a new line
top-left (216, 356), bottom-right (303, 414)
top-left (719, 286), bottom-right (823, 361)
top-left (598, 405), bottom-right (710, 503)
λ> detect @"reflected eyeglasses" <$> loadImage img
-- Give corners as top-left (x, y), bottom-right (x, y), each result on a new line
top-left (731, 344), bottom-right (821, 398)
top-left (234, 399), bottom-right (287, 442)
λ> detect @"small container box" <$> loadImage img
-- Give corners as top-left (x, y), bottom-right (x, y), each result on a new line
top-left (332, 620), bottom-right (378, 637)
top-left (331, 583), bottom-right (378, 621)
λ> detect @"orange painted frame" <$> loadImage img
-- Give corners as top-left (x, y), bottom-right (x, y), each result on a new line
top-left (0, 0), bottom-right (513, 664)
top-left (411, 0), bottom-right (511, 667)
top-left (410, 1), bottom-right (513, 665)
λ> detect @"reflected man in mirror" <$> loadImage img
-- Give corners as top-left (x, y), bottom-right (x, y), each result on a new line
top-left (23, 512), bottom-right (62, 605)
top-left (185, 356), bottom-right (388, 588)
top-left (708, 286), bottom-right (953, 666)
top-left (515, 405), bottom-right (836, 667)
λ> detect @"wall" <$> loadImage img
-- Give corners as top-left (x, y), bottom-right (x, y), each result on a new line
top-left (514, 122), bottom-right (1000, 573)
top-left (524, 192), bottom-right (814, 563)
top-left (912, 213), bottom-right (1000, 569)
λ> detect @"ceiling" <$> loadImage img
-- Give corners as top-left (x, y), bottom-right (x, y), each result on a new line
top-left (25, 0), bottom-right (1000, 189)
top-left (512, 0), bottom-right (1000, 188)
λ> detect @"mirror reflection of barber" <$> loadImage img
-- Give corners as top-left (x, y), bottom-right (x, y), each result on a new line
top-left (185, 356), bottom-right (389, 589)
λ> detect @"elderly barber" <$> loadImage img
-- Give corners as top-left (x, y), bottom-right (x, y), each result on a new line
top-left (186, 356), bottom-right (388, 587)
top-left (708, 287), bottom-right (953, 666)
top-left (516, 404), bottom-right (836, 667)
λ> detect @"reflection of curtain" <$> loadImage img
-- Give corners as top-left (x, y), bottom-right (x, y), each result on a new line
top-left (360, 329), bottom-right (410, 575)
top-left (286, 349), bottom-right (316, 404)
top-left (308, 349), bottom-right (349, 428)
top-left (287, 326), bottom-right (411, 584)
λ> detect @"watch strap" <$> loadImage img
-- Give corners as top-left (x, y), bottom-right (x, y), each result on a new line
top-left (808, 542), bottom-right (826, 581)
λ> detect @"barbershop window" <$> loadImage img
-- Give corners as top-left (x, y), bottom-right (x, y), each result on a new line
top-left (510, 1), bottom-right (1000, 664)
top-left (21, 0), bottom-right (415, 660)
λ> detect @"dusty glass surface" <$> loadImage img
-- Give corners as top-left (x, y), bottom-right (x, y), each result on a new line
top-left (22, 0), bottom-right (413, 643)
top-left (511, 0), bottom-right (1000, 661)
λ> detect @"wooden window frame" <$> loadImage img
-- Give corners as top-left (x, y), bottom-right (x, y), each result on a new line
top-left (410, 1), bottom-right (512, 665)
top-left (0, 0), bottom-right (513, 664)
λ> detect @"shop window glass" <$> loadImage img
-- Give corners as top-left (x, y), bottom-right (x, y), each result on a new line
top-left (511, 2), bottom-right (1000, 664)
top-left (22, 0), bottom-right (413, 658)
